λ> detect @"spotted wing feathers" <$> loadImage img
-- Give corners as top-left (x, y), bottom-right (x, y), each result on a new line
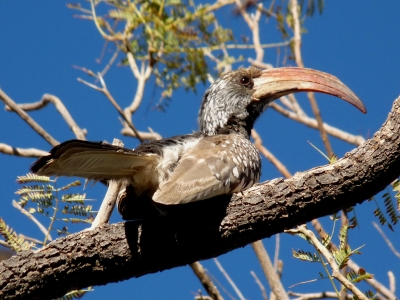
top-left (153, 134), bottom-right (260, 205)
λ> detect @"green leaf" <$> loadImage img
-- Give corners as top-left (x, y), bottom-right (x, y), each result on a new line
top-left (16, 173), bottom-right (54, 184)
top-left (0, 218), bottom-right (35, 252)
top-left (292, 249), bottom-right (321, 262)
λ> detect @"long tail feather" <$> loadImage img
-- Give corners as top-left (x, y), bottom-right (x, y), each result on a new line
top-left (31, 140), bottom-right (157, 181)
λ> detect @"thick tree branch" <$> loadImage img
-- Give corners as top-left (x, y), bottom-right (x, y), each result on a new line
top-left (1, 97), bottom-right (400, 300)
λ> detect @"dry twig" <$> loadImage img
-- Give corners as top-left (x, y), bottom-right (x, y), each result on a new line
top-left (269, 103), bottom-right (365, 146)
top-left (0, 89), bottom-right (59, 146)
top-left (90, 139), bottom-right (126, 229)
top-left (251, 240), bottom-right (289, 300)
top-left (372, 221), bottom-right (400, 258)
top-left (286, 225), bottom-right (368, 300)
top-left (250, 271), bottom-right (268, 300)
top-left (214, 258), bottom-right (246, 300)
top-left (5, 94), bottom-right (87, 140)
top-left (0, 143), bottom-right (48, 158)
top-left (190, 262), bottom-right (224, 300)
top-left (12, 200), bottom-right (52, 242)
top-left (288, 291), bottom-right (353, 299)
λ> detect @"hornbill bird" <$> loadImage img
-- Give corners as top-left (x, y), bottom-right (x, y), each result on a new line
top-left (31, 67), bottom-right (366, 220)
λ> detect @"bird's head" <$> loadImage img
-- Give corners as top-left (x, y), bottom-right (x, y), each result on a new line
top-left (198, 67), bottom-right (366, 138)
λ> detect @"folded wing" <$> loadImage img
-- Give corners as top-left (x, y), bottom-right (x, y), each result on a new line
top-left (153, 134), bottom-right (260, 205)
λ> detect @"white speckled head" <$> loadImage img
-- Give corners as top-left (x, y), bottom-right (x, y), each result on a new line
top-left (198, 67), bottom-right (263, 136)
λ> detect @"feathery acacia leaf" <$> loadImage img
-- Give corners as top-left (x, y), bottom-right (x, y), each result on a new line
top-left (59, 180), bottom-right (82, 191)
top-left (347, 268), bottom-right (373, 283)
top-left (0, 218), bottom-right (35, 252)
top-left (292, 249), bottom-right (321, 262)
top-left (16, 173), bottom-right (54, 183)
top-left (55, 287), bottom-right (93, 300)
top-left (62, 193), bottom-right (87, 204)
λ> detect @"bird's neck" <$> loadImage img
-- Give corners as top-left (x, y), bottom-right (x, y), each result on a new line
top-left (215, 115), bottom-right (253, 139)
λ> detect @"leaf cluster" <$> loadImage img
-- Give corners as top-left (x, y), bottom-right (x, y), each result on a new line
top-left (0, 218), bottom-right (34, 252)
top-left (373, 179), bottom-right (400, 231)
top-left (15, 174), bottom-right (95, 233)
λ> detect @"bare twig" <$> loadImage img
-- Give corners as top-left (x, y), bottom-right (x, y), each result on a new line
top-left (273, 234), bottom-right (280, 271)
top-left (0, 240), bottom-right (13, 250)
top-left (234, 1), bottom-right (263, 63)
top-left (251, 130), bottom-right (289, 299)
top-left (78, 74), bottom-right (145, 142)
top-left (288, 291), bottom-right (353, 299)
top-left (251, 240), bottom-right (289, 300)
top-left (12, 200), bottom-right (52, 242)
top-left (214, 258), bottom-right (246, 300)
top-left (125, 52), bottom-right (152, 115)
top-left (340, 211), bottom-right (349, 300)
top-left (0, 143), bottom-right (48, 158)
top-left (290, 0), bottom-right (333, 158)
top-left (252, 130), bottom-right (291, 178)
top-left (269, 103), bottom-right (366, 146)
top-left (311, 219), bottom-right (397, 300)
top-left (120, 127), bottom-right (162, 140)
top-left (287, 225), bottom-right (368, 300)
top-left (248, 58), bottom-right (273, 70)
top-left (372, 221), bottom-right (400, 258)
top-left (0, 89), bottom-right (59, 146)
top-left (5, 94), bottom-right (86, 140)
top-left (190, 261), bottom-right (224, 300)
top-left (90, 139), bottom-right (126, 229)
top-left (388, 271), bottom-right (396, 294)
top-left (250, 270), bottom-right (268, 300)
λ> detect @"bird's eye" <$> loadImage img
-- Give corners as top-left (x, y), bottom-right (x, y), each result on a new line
top-left (239, 76), bottom-right (251, 86)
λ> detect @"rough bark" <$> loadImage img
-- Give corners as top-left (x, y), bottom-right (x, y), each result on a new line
top-left (1, 97), bottom-right (400, 300)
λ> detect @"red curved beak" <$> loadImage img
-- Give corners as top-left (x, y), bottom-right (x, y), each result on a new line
top-left (252, 67), bottom-right (366, 114)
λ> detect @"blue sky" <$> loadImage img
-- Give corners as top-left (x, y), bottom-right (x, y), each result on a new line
top-left (1, 1), bottom-right (400, 299)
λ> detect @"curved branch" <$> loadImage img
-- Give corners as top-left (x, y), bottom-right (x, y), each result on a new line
top-left (0, 143), bottom-right (48, 158)
top-left (1, 97), bottom-right (400, 300)
top-left (5, 94), bottom-right (87, 140)
top-left (0, 90), bottom-right (59, 147)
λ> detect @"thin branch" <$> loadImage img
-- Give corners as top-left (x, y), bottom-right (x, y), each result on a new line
top-left (372, 222), bottom-right (400, 258)
top-left (12, 200), bottom-right (52, 242)
top-left (234, 0), bottom-right (264, 63)
top-left (290, 0), bottom-right (334, 158)
top-left (100, 48), bottom-right (120, 78)
top-left (251, 240), bottom-right (289, 300)
top-left (77, 75), bottom-right (144, 142)
top-left (248, 58), bottom-right (273, 70)
top-left (124, 52), bottom-right (152, 115)
top-left (0, 143), bottom-right (48, 158)
top-left (214, 258), bottom-right (246, 300)
top-left (120, 127), bottom-right (162, 140)
top-left (190, 262), bottom-right (224, 300)
top-left (0, 240), bottom-right (13, 250)
top-left (388, 271), bottom-right (396, 294)
top-left (252, 130), bottom-right (291, 178)
top-left (0, 89), bottom-right (59, 146)
top-left (4, 94), bottom-right (87, 140)
top-left (273, 234), bottom-right (280, 271)
top-left (288, 291), bottom-right (353, 299)
top-left (90, 139), bottom-right (125, 229)
top-left (311, 219), bottom-right (397, 300)
top-left (250, 270), bottom-right (268, 300)
top-left (287, 225), bottom-right (368, 300)
top-left (269, 103), bottom-right (366, 146)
